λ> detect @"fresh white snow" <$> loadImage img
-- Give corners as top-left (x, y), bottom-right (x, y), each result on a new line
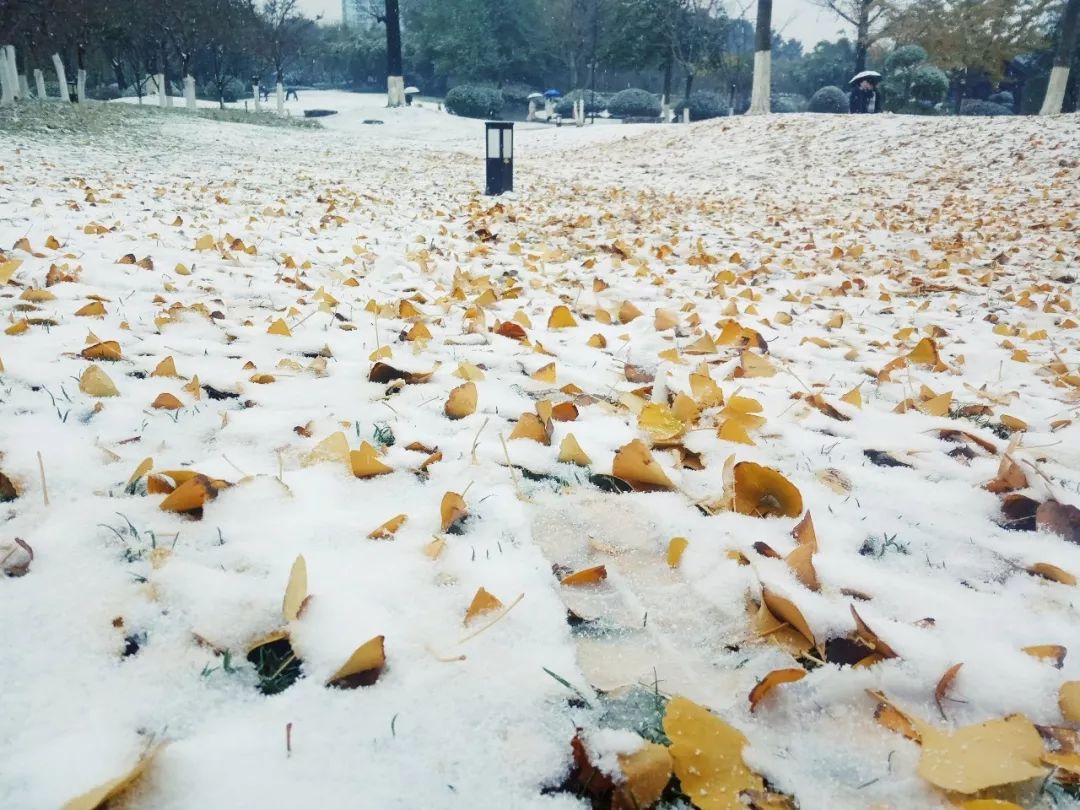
top-left (1, 94), bottom-right (1079, 809)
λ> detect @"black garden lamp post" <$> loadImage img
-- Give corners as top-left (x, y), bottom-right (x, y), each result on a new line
top-left (485, 121), bottom-right (514, 195)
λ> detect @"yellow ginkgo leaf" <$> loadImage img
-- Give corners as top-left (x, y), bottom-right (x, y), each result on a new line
top-left (151, 356), bottom-right (179, 378)
top-left (612, 439), bottom-right (674, 491)
top-left (440, 491), bottom-right (468, 532)
top-left (81, 341), bottom-right (122, 361)
top-left (1060, 681), bottom-right (1080, 722)
top-left (80, 365), bottom-right (119, 397)
top-left (75, 301), bottom-right (107, 317)
top-left (454, 362), bottom-right (486, 381)
top-left (667, 537), bottom-right (689, 567)
top-left (464, 587), bottom-right (504, 625)
top-left (61, 747), bottom-right (160, 810)
top-left (733, 462), bottom-right (803, 518)
top-left (445, 382), bottom-right (478, 419)
top-left (326, 635), bottom-right (385, 688)
top-left (662, 696), bottom-right (764, 810)
top-left (916, 714), bottom-right (1046, 794)
top-left (639, 403), bottom-right (685, 446)
top-left (841, 385), bottom-right (862, 408)
top-left (738, 350), bottom-right (776, 378)
top-left (350, 442), bottom-right (393, 478)
top-left (267, 318), bottom-right (292, 337)
top-left (531, 362), bottom-right (556, 383)
top-left (548, 305), bottom-right (578, 328)
top-left (619, 300), bottom-right (643, 323)
top-left (127, 457), bottom-right (153, 486)
top-left (303, 432), bottom-right (351, 468)
top-left (368, 514), bottom-right (407, 539)
top-left (908, 337), bottom-right (941, 366)
top-left (761, 588), bottom-right (816, 647)
top-left (558, 434), bottom-right (591, 466)
top-left (0, 258), bottom-right (22, 284)
top-left (194, 234), bottom-right (215, 250)
top-left (615, 742), bottom-right (673, 810)
top-left (510, 412), bottom-right (551, 445)
top-left (151, 393), bottom-right (183, 410)
top-left (282, 555), bottom-right (308, 622)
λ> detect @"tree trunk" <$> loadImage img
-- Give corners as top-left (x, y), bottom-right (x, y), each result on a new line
top-left (952, 69), bottom-right (966, 115)
top-left (385, 0), bottom-right (404, 107)
top-left (155, 72), bottom-right (167, 107)
top-left (5, 46), bottom-right (21, 100)
top-left (112, 58), bottom-right (126, 92)
top-left (1041, 0), bottom-right (1080, 114)
top-left (748, 0), bottom-right (772, 114)
top-left (52, 53), bottom-right (70, 102)
top-left (855, 0), bottom-right (870, 74)
top-left (76, 69), bottom-right (87, 103)
top-left (34, 69), bottom-right (46, 100)
top-left (684, 69), bottom-right (693, 101)
top-left (276, 81), bottom-right (284, 114)
top-left (0, 51), bottom-right (12, 106)
top-left (184, 74), bottom-right (197, 110)
top-left (661, 54), bottom-right (673, 120)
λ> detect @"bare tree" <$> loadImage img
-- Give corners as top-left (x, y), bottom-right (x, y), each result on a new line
top-left (812, 0), bottom-right (886, 72)
top-left (1040, 0), bottom-right (1079, 113)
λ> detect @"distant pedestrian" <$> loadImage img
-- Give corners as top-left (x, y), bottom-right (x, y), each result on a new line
top-left (849, 70), bottom-right (882, 114)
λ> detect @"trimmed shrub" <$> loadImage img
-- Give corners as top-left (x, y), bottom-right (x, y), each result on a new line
top-left (909, 64), bottom-right (948, 105)
top-left (809, 85), bottom-right (848, 113)
top-left (499, 82), bottom-right (536, 106)
top-left (988, 90), bottom-right (1014, 107)
top-left (771, 93), bottom-right (807, 113)
top-left (674, 90), bottom-right (724, 120)
top-left (607, 88), bottom-right (661, 118)
top-left (884, 44), bottom-right (928, 74)
top-left (554, 89), bottom-right (608, 116)
top-left (960, 99), bottom-right (1013, 116)
top-left (445, 84), bottom-right (503, 119)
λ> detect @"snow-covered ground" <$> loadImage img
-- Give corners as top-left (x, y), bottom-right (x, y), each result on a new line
top-left (2, 95), bottom-right (1079, 810)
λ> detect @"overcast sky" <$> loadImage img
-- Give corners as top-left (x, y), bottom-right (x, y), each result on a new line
top-left (298, 0), bottom-right (849, 51)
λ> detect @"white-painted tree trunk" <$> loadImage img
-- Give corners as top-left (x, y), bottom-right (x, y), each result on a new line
top-left (1040, 66), bottom-right (1070, 115)
top-left (527, 99), bottom-right (537, 121)
top-left (52, 53), bottom-right (70, 102)
top-left (683, 107), bottom-right (690, 123)
top-left (34, 69), bottom-right (46, 100)
top-left (252, 84), bottom-right (261, 111)
top-left (184, 74), bottom-right (196, 110)
top-left (4, 46), bottom-right (21, 100)
top-left (0, 51), bottom-right (12, 106)
top-left (76, 68), bottom-right (87, 103)
top-left (155, 72), bottom-right (166, 107)
top-left (387, 74), bottom-right (405, 107)
top-left (4, 46), bottom-right (20, 100)
top-left (276, 81), bottom-right (284, 114)
top-left (748, 50), bottom-right (771, 114)
top-left (661, 94), bottom-right (671, 122)
top-left (19, 73), bottom-right (29, 97)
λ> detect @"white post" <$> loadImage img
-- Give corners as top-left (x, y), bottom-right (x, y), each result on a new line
top-left (0, 51), bottom-right (12, 107)
top-left (683, 107), bottom-right (690, 123)
top-left (748, 50), bottom-right (771, 114)
top-left (252, 83), bottom-right (260, 111)
top-left (184, 74), bottom-right (196, 110)
top-left (52, 53), bottom-right (69, 102)
top-left (155, 72), bottom-right (166, 106)
top-left (276, 81), bottom-right (284, 114)
top-left (1040, 66), bottom-right (1070, 115)
top-left (76, 68), bottom-right (87, 103)
top-left (34, 68), bottom-right (46, 100)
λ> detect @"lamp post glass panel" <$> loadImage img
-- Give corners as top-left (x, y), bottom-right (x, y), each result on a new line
top-left (485, 122), bottom-right (514, 195)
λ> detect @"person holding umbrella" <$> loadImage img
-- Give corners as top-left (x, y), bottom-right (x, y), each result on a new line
top-left (849, 70), bottom-right (883, 113)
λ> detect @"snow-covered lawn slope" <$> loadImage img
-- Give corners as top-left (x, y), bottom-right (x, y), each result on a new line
top-left (1, 102), bottom-right (1079, 810)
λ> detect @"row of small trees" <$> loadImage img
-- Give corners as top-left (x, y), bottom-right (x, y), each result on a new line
top-left (749, 0), bottom-right (1080, 116)
top-left (0, 0), bottom-right (317, 109)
